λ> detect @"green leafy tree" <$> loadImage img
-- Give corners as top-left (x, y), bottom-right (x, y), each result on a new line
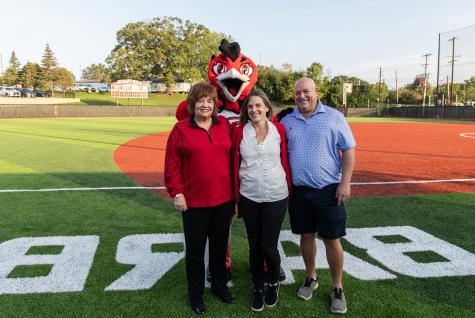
top-left (81, 63), bottom-right (111, 83)
top-left (463, 76), bottom-right (475, 103)
top-left (256, 65), bottom-right (303, 104)
top-left (1, 51), bottom-right (21, 86)
top-left (306, 62), bottom-right (324, 83)
top-left (54, 67), bottom-right (75, 92)
top-left (321, 75), bottom-right (387, 108)
top-left (399, 87), bottom-right (422, 104)
top-left (107, 16), bottom-right (230, 87)
top-left (19, 62), bottom-right (42, 89)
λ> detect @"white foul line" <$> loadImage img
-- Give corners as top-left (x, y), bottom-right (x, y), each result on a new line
top-left (0, 179), bottom-right (475, 193)
top-left (0, 186), bottom-right (166, 193)
top-left (352, 178), bottom-right (475, 185)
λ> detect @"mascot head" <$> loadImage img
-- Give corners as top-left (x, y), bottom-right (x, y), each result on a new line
top-left (208, 39), bottom-right (258, 114)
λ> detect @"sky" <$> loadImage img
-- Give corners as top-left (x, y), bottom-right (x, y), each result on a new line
top-left (0, 0), bottom-right (474, 88)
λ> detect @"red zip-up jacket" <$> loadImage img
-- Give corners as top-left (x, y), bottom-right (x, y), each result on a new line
top-left (231, 121), bottom-right (292, 217)
top-left (164, 116), bottom-right (233, 208)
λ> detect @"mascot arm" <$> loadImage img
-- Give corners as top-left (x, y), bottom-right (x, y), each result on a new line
top-left (276, 107), bottom-right (295, 122)
top-left (176, 100), bottom-right (190, 121)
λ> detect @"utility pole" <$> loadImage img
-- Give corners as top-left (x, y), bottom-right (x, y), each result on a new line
top-left (378, 66), bottom-right (382, 107)
top-left (436, 33), bottom-right (441, 106)
top-left (449, 37), bottom-right (457, 106)
top-left (422, 53), bottom-right (433, 107)
top-left (395, 70), bottom-right (399, 105)
top-left (447, 75), bottom-right (450, 105)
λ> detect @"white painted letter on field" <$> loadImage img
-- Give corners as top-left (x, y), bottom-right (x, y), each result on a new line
top-left (346, 226), bottom-right (475, 278)
top-left (0, 236), bottom-right (99, 294)
top-left (105, 233), bottom-right (185, 291)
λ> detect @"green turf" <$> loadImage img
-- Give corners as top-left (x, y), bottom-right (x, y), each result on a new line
top-left (8, 264), bottom-right (54, 278)
top-left (72, 92), bottom-right (185, 106)
top-left (0, 117), bottom-right (474, 317)
top-left (26, 245), bottom-right (64, 255)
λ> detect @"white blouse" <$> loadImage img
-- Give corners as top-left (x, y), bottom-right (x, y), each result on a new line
top-left (239, 120), bottom-right (289, 203)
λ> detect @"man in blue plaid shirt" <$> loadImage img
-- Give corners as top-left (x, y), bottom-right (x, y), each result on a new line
top-left (281, 77), bottom-right (356, 314)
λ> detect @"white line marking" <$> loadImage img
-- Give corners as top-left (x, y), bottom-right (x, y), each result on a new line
top-left (0, 186), bottom-right (166, 193)
top-left (352, 178), bottom-right (475, 185)
top-left (460, 133), bottom-right (475, 139)
top-left (0, 179), bottom-right (475, 193)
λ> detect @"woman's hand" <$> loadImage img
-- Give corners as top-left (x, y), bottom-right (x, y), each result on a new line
top-left (174, 194), bottom-right (188, 212)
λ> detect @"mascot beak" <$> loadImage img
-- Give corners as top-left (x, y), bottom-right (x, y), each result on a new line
top-left (215, 69), bottom-right (250, 103)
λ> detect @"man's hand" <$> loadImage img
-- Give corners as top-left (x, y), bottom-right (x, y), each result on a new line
top-left (336, 182), bottom-right (351, 206)
top-left (174, 194), bottom-right (188, 212)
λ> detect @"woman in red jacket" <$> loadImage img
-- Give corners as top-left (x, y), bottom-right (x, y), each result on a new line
top-left (165, 83), bottom-right (235, 315)
top-left (231, 89), bottom-right (291, 312)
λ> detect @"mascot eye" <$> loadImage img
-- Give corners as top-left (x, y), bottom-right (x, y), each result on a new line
top-left (240, 64), bottom-right (253, 76)
top-left (213, 62), bottom-right (227, 74)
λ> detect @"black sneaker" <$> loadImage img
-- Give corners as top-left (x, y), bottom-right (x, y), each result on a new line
top-left (190, 299), bottom-right (205, 315)
top-left (251, 289), bottom-right (265, 312)
top-left (264, 281), bottom-right (280, 308)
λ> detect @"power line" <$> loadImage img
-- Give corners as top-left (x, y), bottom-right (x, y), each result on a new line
top-left (440, 24), bottom-right (475, 34)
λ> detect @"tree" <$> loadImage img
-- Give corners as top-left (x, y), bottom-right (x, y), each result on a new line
top-left (41, 43), bottom-right (58, 91)
top-left (81, 63), bottom-right (111, 83)
top-left (281, 63), bottom-right (293, 72)
top-left (53, 67), bottom-right (74, 91)
top-left (464, 76), bottom-right (475, 103)
top-left (1, 51), bottom-right (21, 86)
top-left (306, 62), bottom-right (324, 83)
top-left (107, 17), bottom-right (230, 87)
top-left (19, 62), bottom-right (42, 89)
top-left (256, 65), bottom-right (303, 104)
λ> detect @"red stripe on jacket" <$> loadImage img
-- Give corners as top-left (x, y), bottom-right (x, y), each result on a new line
top-left (231, 121), bottom-right (292, 217)
top-left (164, 116), bottom-right (233, 208)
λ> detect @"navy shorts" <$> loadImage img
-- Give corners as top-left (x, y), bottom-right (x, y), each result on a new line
top-left (289, 183), bottom-right (346, 239)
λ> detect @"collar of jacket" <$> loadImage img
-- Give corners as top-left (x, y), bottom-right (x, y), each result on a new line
top-left (189, 115), bottom-right (219, 128)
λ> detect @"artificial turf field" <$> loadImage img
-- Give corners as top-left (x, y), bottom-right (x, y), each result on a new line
top-left (0, 116), bottom-right (474, 317)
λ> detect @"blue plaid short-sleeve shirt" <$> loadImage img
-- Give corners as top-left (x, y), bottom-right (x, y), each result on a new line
top-left (280, 101), bottom-right (356, 189)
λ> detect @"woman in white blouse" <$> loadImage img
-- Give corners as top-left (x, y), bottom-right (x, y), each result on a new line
top-left (231, 89), bottom-right (291, 312)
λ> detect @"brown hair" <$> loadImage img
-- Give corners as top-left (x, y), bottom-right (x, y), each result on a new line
top-left (186, 83), bottom-right (218, 116)
top-left (239, 89), bottom-right (274, 125)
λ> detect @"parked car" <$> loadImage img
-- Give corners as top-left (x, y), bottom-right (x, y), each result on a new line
top-left (17, 88), bottom-right (36, 98)
top-left (35, 90), bottom-right (52, 97)
top-left (5, 87), bottom-right (21, 97)
top-left (98, 86), bottom-right (110, 93)
top-left (0, 86), bottom-right (8, 96)
top-left (74, 83), bottom-right (97, 93)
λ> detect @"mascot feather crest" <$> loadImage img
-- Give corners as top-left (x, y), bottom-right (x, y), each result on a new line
top-left (176, 39), bottom-right (258, 121)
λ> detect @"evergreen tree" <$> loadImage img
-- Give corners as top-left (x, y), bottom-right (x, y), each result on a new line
top-left (41, 43), bottom-right (58, 91)
top-left (2, 51), bottom-right (21, 86)
top-left (19, 62), bottom-right (42, 89)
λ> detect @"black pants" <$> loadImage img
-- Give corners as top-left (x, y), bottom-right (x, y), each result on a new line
top-left (239, 195), bottom-right (288, 289)
top-left (182, 200), bottom-right (233, 304)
